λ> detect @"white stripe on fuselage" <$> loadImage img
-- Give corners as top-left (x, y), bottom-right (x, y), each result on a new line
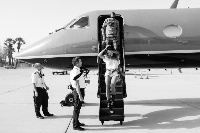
top-left (16, 50), bottom-right (200, 59)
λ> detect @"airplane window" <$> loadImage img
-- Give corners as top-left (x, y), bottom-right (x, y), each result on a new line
top-left (63, 19), bottom-right (76, 28)
top-left (70, 17), bottom-right (89, 28)
top-left (163, 25), bottom-right (182, 38)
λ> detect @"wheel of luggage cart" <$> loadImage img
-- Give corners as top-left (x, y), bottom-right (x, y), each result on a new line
top-left (101, 121), bottom-right (104, 125)
top-left (64, 93), bottom-right (74, 106)
top-left (120, 121), bottom-right (123, 125)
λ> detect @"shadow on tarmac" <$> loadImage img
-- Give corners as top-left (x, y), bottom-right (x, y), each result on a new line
top-left (83, 98), bottom-right (200, 131)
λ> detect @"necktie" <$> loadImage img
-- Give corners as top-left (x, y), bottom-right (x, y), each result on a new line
top-left (39, 71), bottom-right (42, 78)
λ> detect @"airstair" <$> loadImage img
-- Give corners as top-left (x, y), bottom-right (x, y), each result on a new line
top-left (97, 14), bottom-right (126, 125)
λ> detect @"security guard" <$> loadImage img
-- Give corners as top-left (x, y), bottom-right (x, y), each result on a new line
top-left (70, 57), bottom-right (85, 131)
top-left (31, 63), bottom-right (53, 119)
top-left (101, 12), bottom-right (120, 51)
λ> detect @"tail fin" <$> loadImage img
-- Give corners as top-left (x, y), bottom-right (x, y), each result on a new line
top-left (170, 0), bottom-right (179, 9)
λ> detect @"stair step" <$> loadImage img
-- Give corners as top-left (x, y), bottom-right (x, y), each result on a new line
top-left (100, 101), bottom-right (124, 107)
top-left (100, 94), bottom-right (123, 100)
top-left (100, 92), bottom-right (123, 95)
top-left (99, 115), bottom-right (124, 121)
top-left (99, 108), bottom-right (124, 117)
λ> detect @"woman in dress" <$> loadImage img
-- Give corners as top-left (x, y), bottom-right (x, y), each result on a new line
top-left (98, 45), bottom-right (121, 107)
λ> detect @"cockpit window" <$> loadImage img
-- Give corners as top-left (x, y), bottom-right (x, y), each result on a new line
top-left (63, 19), bottom-right (76, 28)
top-left (70, 17), bottom-right (89, 28)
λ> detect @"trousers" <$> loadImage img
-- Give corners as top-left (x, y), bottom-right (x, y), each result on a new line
top-left (33, 87), bottom-right (49, 116)
top-left (106, 37), bottom-right (118, 51)
top-left (72, 89), bottom-right (82, 128)
top-left (80, 88), bottom-right (85, 100)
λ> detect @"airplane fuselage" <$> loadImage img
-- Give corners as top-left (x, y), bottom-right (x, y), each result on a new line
top-left (16, 8), bottom-right (200, 69)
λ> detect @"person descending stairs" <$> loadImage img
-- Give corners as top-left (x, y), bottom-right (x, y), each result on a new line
top-left (97, 13), bottom-right (126, 125)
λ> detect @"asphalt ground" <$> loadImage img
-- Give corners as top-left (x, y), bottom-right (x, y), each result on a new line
top-left (1, 67), bottom-right (200, 133)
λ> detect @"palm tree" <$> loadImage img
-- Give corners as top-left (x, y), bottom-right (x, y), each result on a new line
top-left (0, 46), bottom-right (2, 66)
top-left (15, 37), bottom-right (25, 52)
top-left (2, 47), bottom-right (7, 66)
top-left (4, 38), bottom-right (15, 66)
top-left (14, 37), bottom-right (25, 68)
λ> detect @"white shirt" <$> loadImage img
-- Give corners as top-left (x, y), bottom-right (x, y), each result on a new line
top-left (79, 74), bottom-right (85, 88)
top-left (103, 56), bottom-right (120, 70)
top-left (31, 70), bottom-right (45, 88)
top-left (70, 66), bottom-right (85, 89)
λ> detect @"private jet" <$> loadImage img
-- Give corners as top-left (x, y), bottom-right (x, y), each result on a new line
top-left (15, 0), bottom-right (200, 70)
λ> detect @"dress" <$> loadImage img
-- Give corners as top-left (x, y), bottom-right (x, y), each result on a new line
top-left (103, 56), bottom-right (120, 77)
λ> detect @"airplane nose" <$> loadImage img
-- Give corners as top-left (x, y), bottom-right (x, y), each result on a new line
top-left (14, 37), bottom-right (52, 63)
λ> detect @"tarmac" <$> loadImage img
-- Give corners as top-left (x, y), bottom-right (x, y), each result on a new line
top-left (1, 67), bottom-right (200, 133)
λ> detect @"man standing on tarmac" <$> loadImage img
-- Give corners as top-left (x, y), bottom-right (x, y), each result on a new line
top-left (31, 63), bottom-right (54, 119)
top-left (70, 57), bottom-right (86, 131)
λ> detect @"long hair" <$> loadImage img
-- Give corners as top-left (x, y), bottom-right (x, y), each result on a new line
top-left (105, 50), bottom-right (119, 60)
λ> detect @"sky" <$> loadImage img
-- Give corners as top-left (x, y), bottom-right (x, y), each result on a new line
top-left (0, 0), bottom-right (200, 48)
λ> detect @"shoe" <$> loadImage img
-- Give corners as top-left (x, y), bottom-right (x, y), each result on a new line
top-left (111, 95), bottom-right (115, 104)
top-left (78, 123), bottom-right (86, 126)
top-left (73, 126), bottom-right (85, 131)
top-left (36, 115), bottom-right (44, 119)
top-left (123, 93), bottom-right (127, 98)
top-left (111, 101), bottom-right (114, 106)
top-left (109, 110), bottom-right (114, 114)
top-left (107, 99), bottom-right (112, 109)
top-left (44, 113), bottom-right (54, 116)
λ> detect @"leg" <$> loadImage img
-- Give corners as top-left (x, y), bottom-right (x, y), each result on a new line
top-left (73, 106), bottom-right (79, 128)
top-left (80, 89), bottom-right (85, 100)
top-left (110, 75), bottom-right (119, 105)
top-left (105, 75), bottom-right (111, 101)
top-left (73, 98), bottom-right (85, 130)
top-left (110, 75), bottom-right (119, 96)
top-left (42, 90), bottom-right (50, 115)
top-left (72, 91), bottom-right (81, 128)
top-left (105, 74), bottom-right (113, 108)
top-left (101, 40), bottom-right (106, 49)
top-left (77, 101), bottom-right (83, 125)
top-left (106, 39), bottom-right (114, 50)
top-left (33, 89), bottom-right (42, 117)
top-left (113, 39), bottom-right (118, 51)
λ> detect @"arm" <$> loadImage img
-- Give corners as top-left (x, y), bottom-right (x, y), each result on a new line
top-left (33, 83), bottom-right (38, 97)
top-left (101, 28), bottom-right (106, 41)
top-left (75, 80), bottom-right (84, 101)
top-left (118, 65), bottom-right (125, 77)
top-left (116, 20), bottom-right (120, 39)
top-left (32, 73), bottom-right (39, 96)
top-left (44, 82), bottom-right (49, 90)
top-left (98, 45), bottom-right (109, 59)
top-left (73, 70), bottom-right (83, 80)
top-left (42, 72), bottom-right (49, 90)
top-left (101, 20), bottom-right (107, 41)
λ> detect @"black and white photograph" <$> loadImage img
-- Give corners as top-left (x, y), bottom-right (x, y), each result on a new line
top-left (1, 0), bottom-right (200, 132)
